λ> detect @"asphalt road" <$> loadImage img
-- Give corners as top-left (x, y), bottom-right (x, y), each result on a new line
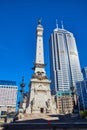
top-left (1, 114), bottom-right (87, 130)
top-left (1, 122), bottom-right (87, 130)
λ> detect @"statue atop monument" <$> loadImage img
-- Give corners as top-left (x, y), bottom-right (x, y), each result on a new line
top-left (38, 18), bottom-right (42, 25)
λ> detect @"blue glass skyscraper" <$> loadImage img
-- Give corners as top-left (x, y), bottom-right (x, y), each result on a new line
top-left (49, 24), bottom-right (83, 94)
top-left (76, 80), bottom-right (87, 110)
top-left (82, 67), bottom-right (87, 80)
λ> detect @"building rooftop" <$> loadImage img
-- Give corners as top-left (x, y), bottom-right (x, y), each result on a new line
top-left (53, 28), bottom-right (72, 34)
top-left (57, 90), bottom-right (72, 96)
top-left (0, 80), bottom-right (16, 86)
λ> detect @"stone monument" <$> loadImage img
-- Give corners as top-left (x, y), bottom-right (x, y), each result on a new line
top-left (26, 20), bottom-right (52, 114)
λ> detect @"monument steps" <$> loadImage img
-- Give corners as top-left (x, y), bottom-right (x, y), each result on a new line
top-left (18, 113), bottom-right (58, 121)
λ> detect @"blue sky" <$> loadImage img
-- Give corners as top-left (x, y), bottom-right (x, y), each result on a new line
top-left (0, 0), bottom-right (87, 93)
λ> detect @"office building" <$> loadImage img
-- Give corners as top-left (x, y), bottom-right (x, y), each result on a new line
top-left (0, 80), bottom-right (18, 114)
top-left (57, 90), bottom-right (74, 114)
top-left (49, 24), bottom-right (83, 94)
top-left (82, 67), bottom-right (87, 80)
top-left (76, 80), bottom-right (87, 111)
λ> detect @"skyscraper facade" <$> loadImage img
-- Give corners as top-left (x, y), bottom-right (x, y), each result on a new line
top-left (0, 80), bottom-right (18, 114)
top-left (82, 67), bottom-right (87, 80)
top-left (76, 80), bottom-right (87, 110)
top-left (49, 25), bottom-right (83, 94)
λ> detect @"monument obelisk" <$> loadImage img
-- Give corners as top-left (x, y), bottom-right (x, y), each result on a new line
top-left (26, 20), bottom-right (52, 114)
